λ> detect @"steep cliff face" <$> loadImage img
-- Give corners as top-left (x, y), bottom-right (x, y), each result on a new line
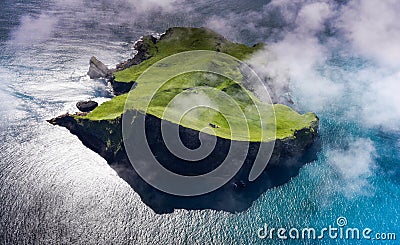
top-left (48, 110), bottom-right (319, 213)
top-left (48, 114), bottom-right (123, 163)
top-left (49, 109), bottom-right (318, 169)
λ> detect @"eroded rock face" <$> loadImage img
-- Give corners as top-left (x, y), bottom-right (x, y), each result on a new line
top-left (48, 110), bottom-right (319, 214)
top-left (76, 101), bottom-right (98, 112)
top-left (115, 35), bottom-right (157, 72)
top-left (110, 80), bottom-right (137, 96)
top-left (87, 56), bottom-right (112, 79)
top-left (47, 114), bottom-right (122, 163)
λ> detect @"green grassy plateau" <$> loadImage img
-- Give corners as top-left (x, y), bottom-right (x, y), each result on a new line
top-left (80, 27), bottom-right (317, 142)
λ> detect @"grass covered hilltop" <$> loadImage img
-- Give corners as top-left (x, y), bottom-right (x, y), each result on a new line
top-left (80, 27), bottom-right (318, 142)
top-left (49, 27), bottom-right (319, 213)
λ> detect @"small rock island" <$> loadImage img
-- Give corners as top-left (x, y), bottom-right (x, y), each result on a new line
top-left (48, 27), bottom-right (319, 213)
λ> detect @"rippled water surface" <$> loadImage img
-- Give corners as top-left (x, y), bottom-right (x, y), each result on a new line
top-left (1, 0), bottom-right (399, 244)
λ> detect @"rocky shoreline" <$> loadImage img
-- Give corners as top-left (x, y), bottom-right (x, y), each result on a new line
top-left (87, 34), bottom-right (160, 95)
top-left (49, 27), bottom-right (320, 213)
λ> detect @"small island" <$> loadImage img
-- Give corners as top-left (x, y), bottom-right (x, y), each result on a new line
top-left (49, 27), bottom-right (319, 213)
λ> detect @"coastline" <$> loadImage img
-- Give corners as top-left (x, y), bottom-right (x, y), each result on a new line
top-left (48, 27), bottom-right (320, 213)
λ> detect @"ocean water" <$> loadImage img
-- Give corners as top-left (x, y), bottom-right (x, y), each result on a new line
top-left (0, 0), bottom-right (399, 244)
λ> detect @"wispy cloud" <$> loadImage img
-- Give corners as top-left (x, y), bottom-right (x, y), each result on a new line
top-left (11, 14), bottom-right (58, 45)
top-left (339, 0), bottom-right (400, 68)
top-left (10, 0), bottom-right (186, 46)
top-left (223, 0), bottom-right (400, 131)
top-left (326, 138), bottom-right (376, 198)
top-left (244, 0), bottom-right (344, 108)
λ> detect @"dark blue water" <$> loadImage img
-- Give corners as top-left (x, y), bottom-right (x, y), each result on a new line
top-left (0, 0), bottom-right (399, 244)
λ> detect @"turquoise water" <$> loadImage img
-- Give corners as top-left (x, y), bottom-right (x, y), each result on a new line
top-left (0, 0), bottom-right (399, 244)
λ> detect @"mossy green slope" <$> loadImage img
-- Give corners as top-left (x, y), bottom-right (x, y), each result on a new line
top-left (114, 27), bottom-right (263, 83)
top-left (82, 27), bottom-right (317, 142)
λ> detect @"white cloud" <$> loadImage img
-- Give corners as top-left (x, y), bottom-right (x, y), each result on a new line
top-left (128, 0), bottom-right (183, 12)
top-left (296, 2), bottom-right (333, 33)
top-left (339, 0), bottom-right (400, 68)
top-left (240, 0), bottom-right (400, 131)
top-left (11, 14), bottom-right (57, 45)
top-left (205, 16), bottom-right (239, 42)
top-left (326, 138), bottom-right (376, 198)
top-left (356, 69), bottom-right (400, 130)
top-left (54, 0), bottom-right (183, 12)
top-left (246, 0), bottom-right (343, 109)
top-left (334, 0), bottom-right (400, 129)
top-left (53, 0), bottom-right (83, 7)
top-left (10, 0), bottom-right (187, 46)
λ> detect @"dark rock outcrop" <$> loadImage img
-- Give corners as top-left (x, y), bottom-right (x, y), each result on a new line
top-left (115, 35), bottom-right (157, 71)
top-left (76, 101), bottom-right (98, 112)
top-left (87, 56), bottom-right (112, 79)
top-left (86, 35), bottom-right (157, 95)
top-left (109, 35), bottom-right (158, 94)
top-left (109, 80), bottom-right (137, 96)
